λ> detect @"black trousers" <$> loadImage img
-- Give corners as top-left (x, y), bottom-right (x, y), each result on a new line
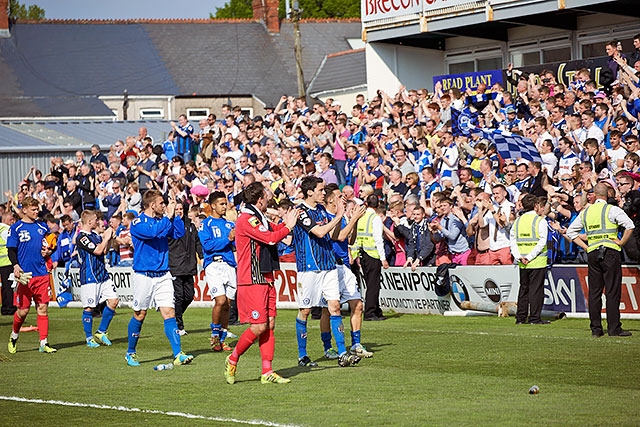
top-left (0, 265), bottom-right (15, 315)
top-left (516, 267), bottom-right (546, 323)
top-left (361, 252), bottom-right (383, 319)
top-left (228, 297), bottom-right (239, 325)
top-left (173, 275), bottom-right (195, 330)
top-left (623, 232), bottom-right (640, 263)
top-left (587, 248), bottom-right (623, 335)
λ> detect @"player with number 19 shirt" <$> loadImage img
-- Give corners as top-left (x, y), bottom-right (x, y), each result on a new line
top-left (199, 191), bottom-right (237, 352)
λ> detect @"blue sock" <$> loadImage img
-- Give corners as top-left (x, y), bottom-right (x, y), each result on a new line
top-left (295, 317), bottom-right (308, 358)
top-left (221, 329), bottom-right (228, 343)
top-left (351, 330), bottom-right (361, 347)
top-left (331, 315), bottom-right (346, 355)
top-left (321, 331), bottom-right (332, 351)
top-left (164, 318), bottom-right (182, 357)
top-left (97, 306), bottom-right (115, 334)
top-left (211, 322), bottom-right (222, 338)
top-left (82, 310), bottom-right (93, 340)
top-left (127, 317), bottom-right (143, 354)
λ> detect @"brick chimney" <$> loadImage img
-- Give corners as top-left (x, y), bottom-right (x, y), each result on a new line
top-left (253, 0), bottom-right (280, 34)
top-left (0, 0), bottom-right (9, 38)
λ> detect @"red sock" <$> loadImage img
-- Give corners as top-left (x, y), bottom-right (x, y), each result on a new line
top-left (37, 315), bottom-right (48, 341)
top-left (259, 329), bottom-right (275, 375)
top-left (230, 328), bottom-right (257, 364)
top-left (12, 312), bottom-right (25, 335)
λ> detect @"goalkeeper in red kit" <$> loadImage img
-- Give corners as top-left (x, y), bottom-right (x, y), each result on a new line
top-left (224, 182), bottom-right (299, 384)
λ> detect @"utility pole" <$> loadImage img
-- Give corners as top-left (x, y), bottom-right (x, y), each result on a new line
top-left (123, 89), bottom-right (129, 121)
top-left (292, 1), bottom-right (305, 98)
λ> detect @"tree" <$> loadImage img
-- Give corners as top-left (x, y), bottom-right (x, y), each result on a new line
top-left (9, 0), bottom-right (45, 20)
top-left (210, 0), bottom-right (361, 20)
top-left (280, 0), bottom-right (361, 19)
top-left (211, 0), bottom-right (253, 19)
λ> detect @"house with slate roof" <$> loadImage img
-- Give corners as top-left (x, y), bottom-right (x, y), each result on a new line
top-left (307, 48), bottom-right (367, 110)
top-left (0, 0), bottom-right (363, 122)
top-left (0, 0), bottom-right (366, 189)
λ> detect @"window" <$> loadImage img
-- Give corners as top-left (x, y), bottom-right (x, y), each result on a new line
top-left (186, 108), bottom-right (209, 121)
top-left (477, 57), bottom-right (502, 71)
top-left (578, 25), bottom-right (638, 60)
top-left (449, 61), bottom-right (474, 74)
top-left (511, 52), bottom-right (539, 67)
top-left (581, 37), bottom-right (634, 59)
top-left (139, 108), bottom-right (164, 120)
top-left (241, 107), bottom-right (254, 119)
top-left (543, 47), bottom-right (571, 63)
top-left (510, 36), bottom-right (571, 67)
top-left (445, 46), bottom-right (504, 74)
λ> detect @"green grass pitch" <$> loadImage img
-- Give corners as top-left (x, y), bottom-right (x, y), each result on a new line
top-left (1, 308), bottom-right (638, 426)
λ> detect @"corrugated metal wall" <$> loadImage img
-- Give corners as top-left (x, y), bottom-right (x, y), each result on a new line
top-left (0, 150), bottom-right (82, 195)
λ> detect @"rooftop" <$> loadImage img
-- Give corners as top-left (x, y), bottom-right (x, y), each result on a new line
top-left (0, 19), bottom-right (362, 118)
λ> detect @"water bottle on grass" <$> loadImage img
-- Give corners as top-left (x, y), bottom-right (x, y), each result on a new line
top-left (154, 363), bottom-right (173, 371)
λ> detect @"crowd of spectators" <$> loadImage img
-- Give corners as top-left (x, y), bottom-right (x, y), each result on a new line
top-left (3, 36), bottom-right (640, 270)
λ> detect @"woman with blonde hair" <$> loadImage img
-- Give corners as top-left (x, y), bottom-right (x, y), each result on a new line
top-left (404, 172), bottom-right (420, 200)
top-left (123, 182), bottom-right (141, 213)
top-left (358, 184), bottom-right (374, 201)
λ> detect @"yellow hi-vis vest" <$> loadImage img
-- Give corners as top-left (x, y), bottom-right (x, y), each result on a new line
top-left (352, 209), bottom-right (379, 259)
top-left (514, 211), bottom-right (547, 269)
top-left (582, 202), bottom-right (619, 253)
top-left (0, 223), bottom-right (10, 268)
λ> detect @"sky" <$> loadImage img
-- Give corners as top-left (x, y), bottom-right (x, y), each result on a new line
top-left (21, 0), bottom-right (229, 20)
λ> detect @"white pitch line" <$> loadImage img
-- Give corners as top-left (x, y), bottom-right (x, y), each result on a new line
top-left (0, 396), bottom-right (302, 427)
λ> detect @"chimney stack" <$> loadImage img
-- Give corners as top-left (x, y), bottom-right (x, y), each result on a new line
top-left (253, 0), bottom-right (280, 34)
top-left (0, 0), bottom-right (9, 38)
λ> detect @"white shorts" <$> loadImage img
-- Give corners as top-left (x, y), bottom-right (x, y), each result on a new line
top-left (297, 269), bottom-right (339, 309)
top-left (320, 264), bottom-right (362, 307)
top-left (205, 262), bottom-right (237, 300)
top-left (80, 279), bottom-right (118, 308)
top-left (133, 272), bottom-right (174, 311)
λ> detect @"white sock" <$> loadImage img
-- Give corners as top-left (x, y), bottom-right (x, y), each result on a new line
top-left (10, 332), bottom-right (18, 340)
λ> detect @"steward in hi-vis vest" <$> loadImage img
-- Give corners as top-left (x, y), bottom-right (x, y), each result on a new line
top-left (566, 183), bottom-right (635, 337)
top-left (510, 194), bottom-right (548, 325)
top-left (353, 195), bottom-right (388, 322)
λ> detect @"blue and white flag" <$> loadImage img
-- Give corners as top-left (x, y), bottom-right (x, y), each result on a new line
top-left (450, 107), bottom-right (479, 136)
top-left (475, 128), bottom-right (541, 163)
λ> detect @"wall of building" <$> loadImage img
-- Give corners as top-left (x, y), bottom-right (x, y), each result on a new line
top-left (101, 98), bottom-right (171, 121)
top-left (364, 0), bottom-right (640, 93)
top-left (316, 88), bottom-right (368, 112)
top-left (366, 43), bottom-right (444, 98)
top-left (577, 12), bottom-right (638, 29)
top-left (173, 97), bottom-right (262, 119)
top-left (102, 96), bottom-right (267, 122)
top-left (507, 25), bottom-right (569, 43)
top-left (0, 150), bottom-right (84, 193)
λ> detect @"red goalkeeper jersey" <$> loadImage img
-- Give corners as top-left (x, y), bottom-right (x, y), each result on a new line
top-left (235, 208), bottom-right (290, 285)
